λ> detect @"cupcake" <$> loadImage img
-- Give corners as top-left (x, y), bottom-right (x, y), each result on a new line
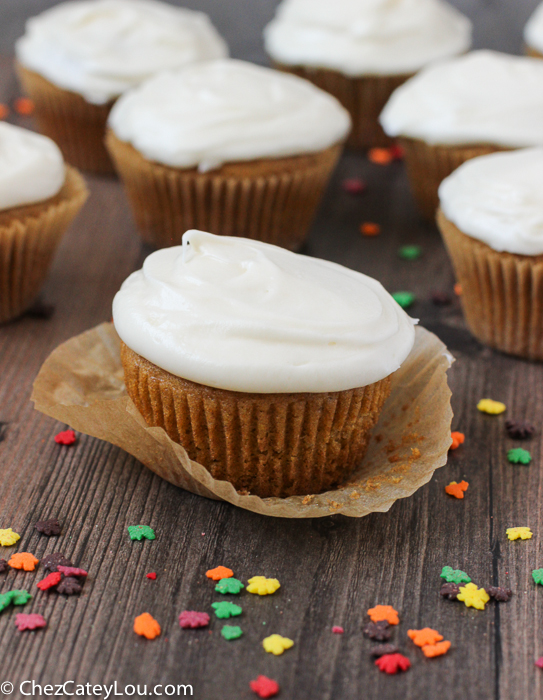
top-left (380, 51), bottom-right (543, 219)
top-left (113, 230), bottom-right (416, 498)
top-left (437, 148), bottom-right (543, 360)
top-left (105, 59), bottom-right (351, 251)
top-left (264, 0), bottom-right (471, 149)
top-left (524, 4), bottom-right (543, 58)
top-left (15, 0), bottom-right (228, 174)
top-left (0, 122), bottom-right (88, 323)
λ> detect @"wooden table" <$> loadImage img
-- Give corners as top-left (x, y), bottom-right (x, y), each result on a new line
top-left (1, 2), bottom-right (542, 698)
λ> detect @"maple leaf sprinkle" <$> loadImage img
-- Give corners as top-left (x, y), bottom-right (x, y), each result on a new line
top-left (363, 621), bottom-right (392, 641)
top-left (35, 519), bottom-right (62, 536)
top-left (532, 569), bottom-right (543, 585)
top-left (506, 527), bottom-right (532, 541)
top-left (486, 586), bottom-right (513, 602)
top-left (42, 553), bottom-right (72, 572)
top-left (375, 653), bottom-right (411, 674)
top-left (440, 566), bottom-right (471, 584)
top-left (505, 419), bottom-right (535, 439)
top-left (507, 448), bottom-right (532, 465)
top-left (440, 583), bottom-right (460, 600)
top-left (457, 583), bottom-right (490, 610)
top-left (127, 525), bottom-right (155, 541)
top-left (57, 577), bottom-right (82, 595)
top-left (370, 644), bottom-right (400, 657)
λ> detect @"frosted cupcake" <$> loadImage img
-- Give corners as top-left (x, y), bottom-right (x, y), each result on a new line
top-left (380, 51), bottom-right (543, 219)
top-left (113, 230), bottom-right (416, 497)
top-left (524, 4), bottom-right (543, 57)
top-left (106, 59), bottom-right (351, 250)
top-left (15, 0), bottom-right (228, 174)
top-left (438, 148), bottom-right (543, 360)
top-left (264, 0), bottom-right (471, 149)
top-left (0, 123), bottom-right (88, 323)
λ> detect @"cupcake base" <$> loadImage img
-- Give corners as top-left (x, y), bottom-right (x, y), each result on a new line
top-left (438, 209), bottom-right (543, 361)
top-left (0, 166), bottom-right (88, 323)
top-left (273, 62), bottom-right (411, 149)
top-left (106, 131), bottom-right (342, 251)
top-left (120, 342), bottom-right (392, 498)
top-left (16, 64), bottom-right (115, 175)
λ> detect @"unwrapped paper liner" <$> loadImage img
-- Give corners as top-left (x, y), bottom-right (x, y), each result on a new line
top-left (32, 323), bottom-right (453, 518)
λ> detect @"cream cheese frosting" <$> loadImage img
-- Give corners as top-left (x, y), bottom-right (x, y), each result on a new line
top-left (439, 148), bottom-right (543, 256)
top-left (380, 51), bottom-right (543, 146)
top-left (108, 59), bottom-right (351, 171)
top-left (112, 230), bottom-right (416, 393)
top-left (524, 3), bottom-right (543, 53)
top-left (263, 0), bottom-right (472, 76)
top-left (15, 0), bottom-right (228, 105)
top-left (0, 122), bottom-right (65, 212)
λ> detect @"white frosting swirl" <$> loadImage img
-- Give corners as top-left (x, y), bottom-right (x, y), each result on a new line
top-left (524, 3), bottom-right (543, 53)
top-left (108, 59), bottom-right (351, 171)
top-left (439, 148), bottom-right (543, 256)
top-left (0, 122), bottom-right (65, 212)
top-left (380, 51), bottom-right (543, 147)
top-left (15, 0), bottom-right (228, 105)
top-left (264, 0), bottom-right (472, 76)
top-left (113, 230), bottom-right (416, 393)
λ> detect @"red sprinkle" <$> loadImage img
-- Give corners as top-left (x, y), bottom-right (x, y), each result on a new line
top-left (37, 572), bottom-right (62, 591)
top-left (146, 572), bottom-right (157, 580)
top-left (332, 626), bottom-right (344, 634)
top-left (249, 676), bottom-right (280, 698)
top-left (57, 566), bottom-right (88, 578)
top-left (54, 429), bottom-right (76, 446)
top-left (15, 613), bottom-right (46, 631)
top-left (179, 611), bottom-right (210, 629)
top-left (375, 653), bottom-right (411, 675)
top-left (342, 178), bottom-right (367, 195)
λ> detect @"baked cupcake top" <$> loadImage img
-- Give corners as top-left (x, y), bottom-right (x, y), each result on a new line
top-left (380, 51), bottom-right (543, 146)
top-left (263, 0), bottom-right (471, 76)
top-left (108, 59), bottom-right (351, 171)
top-left (439, 148), bottom-right (543, 256)
top-left (113, 230), bottom-right (416, 393)
top-left (524, 3), bottom-right (543, 53)
top-left (0, 122), bottom-right (65, 212)
top-left (15, 0), bottom-right (228, 105)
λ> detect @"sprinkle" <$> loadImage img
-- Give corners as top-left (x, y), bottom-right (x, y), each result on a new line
top-left (398, 245), bottom-right (422, 261)
top-left (0, 528), bottom-right (20, 546)
top-left (421, 641), bottom-right (451, 658)
top-left (249, 675), bottom-right (280, 698)
top-left (42, 553), bottom-right (72, 572)
top-left (206, 566), bottom-right (234, 581)
top-left (8, 553), bottom-right (39, 572)
top-left (14, 97), bottom-right (35, 116)
top-left (370, 644), bottom-right (399, 657)
top-left (457, 583), bottom-right (490, 610)
top-left (454, 283), bottom-right (463, 296)
top-left (440, 566), bottom-right (471, 584)
top-left (35, 519), bottom-right (62, 536)
top-left (0, 104), bottom-right (9, 119)
top-left (367, 605), bottom-right (399, 625)
top-left (506, 527), bottom-right (532, 541)
top-left (211, 601), bottom-right (242, 619)
top-left (54, 429), bottom-right (76, 445)
top-left (477, 399), bottom-right (506, 415)
top-left (247, 576), bottom-right (281, 595)
top-left (368, 148), bottom-right (394, 165)
top-left (532, 569), bottom-right (543, 585)
top-left (536, 657), bottom-right (543, 669)
top-left (0, 560), bottom-right (7, 573)
top-left (262, 634), bottom-right (294, 656)
top-left (389, 144), bottom-right (404, 160)
top-left (15, 613), bottom-right (46, 631)
top-left (375, 653), bottom-right (411, 674)
top-left (215, 577), bottom-right (244, 595)
top-left (450, 432), bottom-right (465, 450)
top-left (392, 291), bottom-right (415, 309)
top-left (440, 583), bottom-right (460, 600)
top-left (342, 178), bottom-right (367, 194)
top-left (445, 481), bottom-right (469, 499)
top-left (57, 566), bottom-right (87, 578)
top-left (332, 626), bottom-right (344, 634)
top-left (57, 577), bottom-right (82, 595)
top-left (127, 525), bottom-right (155, 541)
top-left (134, 613), bottom-right (161, 640)
top-left (505, 419), bottom-right (535, 439)
top-left (179, 611), bottom-right (210, 629)
top-left (221, 625), bottom-right (243, 640)
top-left (407, 628), bottom-right (443, 647)
top-left (431, 291), bottom-right (452, 306)
top-left (360, 222), bottom-right (381, 236)
top-left (363, 620), bottom-right (391, 641)
top-left (37, 572), bottom-right (62, 591)
top-left (10, 590), bottom-right (32, 606)
top-left (146, 572), bottom-right (157, 580)
top-left (507, 448), bottom-right (531, 465)
top-left (486, 586), bottom-right (513, 602)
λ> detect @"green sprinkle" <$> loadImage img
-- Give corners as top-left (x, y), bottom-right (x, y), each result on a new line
top-left (398, 245), bottom-right (422, 261)
top-left (212, 601), bottom-right (242, 619)
top-left (532, 569), bottom-right (543, 585)
top-left (127, 525), bottom-right (156, 541)
top-left (392, 291), bottom-right (415, 309)
top-left (10, 590), bottom-right (32, 606)
top-left (215, 578), bottom-right (245, 595)
top-left (440, 566), bottom-right (471, 584)
top-left (507, 448), bottom-right (532, 465)
top-left (221, 625), bottom-right (243, 640)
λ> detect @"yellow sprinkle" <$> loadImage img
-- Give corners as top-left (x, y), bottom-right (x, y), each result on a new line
top-left (262, 634), bottom-right (294, 655)
top-left (457, 583), bottom-right (490, 611)
top-left (477, 399), bottom-right (506, 415)
top-left (506, 526), bottom-right (532, 541)
top-left (247, 576), bottom-right (281, 596)
top-left (0, 528), bottom-right (20, 547)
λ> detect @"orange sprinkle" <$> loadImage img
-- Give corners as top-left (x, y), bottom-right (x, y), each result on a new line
top-left (445, 480), bottom-right (469, 499)
top-left (0, 103), bottom-right (9, 120)
top-left (360, 222), bottom-right (381, 237)
top-left (14, 97), bottom-right (35, 116)
top-left (450, 432), bottom-right (465, 450)
top-left (8, 552), bottom-right (39, 572)
top-left (368, 148), bottom-right (394, 165)
top-left (454, 283), bottom-right (463, 296)
top-left (407, 628), bottom-right (443, 647)
top-left (134, 612), bottom-right (161, 639)
top-left (367, 605), bottom-right (399, 625)
top-left (421, 641), bottom-right (451, 658)
top-left (206, 566), bottom-right (234, 581)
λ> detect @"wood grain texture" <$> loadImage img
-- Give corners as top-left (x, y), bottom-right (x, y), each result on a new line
top-left (0, 1), bottom-right (543, 698)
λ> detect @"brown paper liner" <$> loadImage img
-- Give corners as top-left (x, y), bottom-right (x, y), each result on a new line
top-left (0, 167), bottom-right (88, 323)
top-left (121, 341), bottom-right (391, 498)
top-left (31, 323), bottom-right (453, 518)
top-left (399, 137), bottom-right (509, 220)
top-left (438, 209), bottom-right (543, 360)
top-left (273, 62), bottom-right (411, 149)
top-left (16, 63), bottom-right (115, 175)
top-left (105, 130), bottom-right (342, 251)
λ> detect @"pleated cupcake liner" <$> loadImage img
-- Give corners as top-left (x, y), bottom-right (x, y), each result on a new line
top-left (272, 62), bottom-right (411, 149)
top-left (0, 166), bottom-right (88, 323)
top-left (438, 209), bottom-right (543, 360)
top-left (106, 131), bottom-right (342, 250)
top-left (121, 341), bottom-right (392, 498)
top-left (400, 137), bottom-right (507, 220)
top-left (16, 64), bottom-right (115, 175)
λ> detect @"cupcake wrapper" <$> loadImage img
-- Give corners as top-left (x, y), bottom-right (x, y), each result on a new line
top-left (17, 64), bottom-right (115, 175)
top-left (0, 166), bottom-right (88, 323)
top-left (438, 209), bottom-right (543, 360)
top-left (525, 46), bottom-right (543, 58)
top-left (400, 137), bottom-right (507, 220)
top-left (273, 62), bottom-right (411, 149)
top-left (121, 342), bottom-right (392, 498)
top-left (106, 131), bottom-right (342, 250)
